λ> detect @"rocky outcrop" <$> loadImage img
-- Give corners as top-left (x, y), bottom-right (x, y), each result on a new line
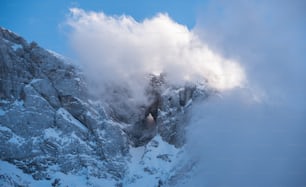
top-left (124, 74), bottom-right (211, 147)
top-left (0, 27), bottom-right (210, 186)
top-left (0, 27), bottom-right (128, 182)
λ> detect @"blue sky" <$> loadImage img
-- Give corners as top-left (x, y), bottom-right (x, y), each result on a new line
top-left (0, 0), bottom-right (208, 55)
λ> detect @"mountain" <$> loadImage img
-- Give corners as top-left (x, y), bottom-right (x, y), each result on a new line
top-left (0, 27), bottom-right (210, 187)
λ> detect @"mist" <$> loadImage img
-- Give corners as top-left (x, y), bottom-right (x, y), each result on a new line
top-left (185, 0), bottom-right (306, 187)
top-left (65, 2), bottom-right (306, 186)
top-left (66, 8), bottom-right (245, 105)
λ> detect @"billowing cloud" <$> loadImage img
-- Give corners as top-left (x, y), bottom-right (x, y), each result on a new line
top-left (64, 4), bottom-right (306, 186)
top-left (66, 8), bottom-right (245, 97)
top-left (183, 0), bottom-right (306, 186)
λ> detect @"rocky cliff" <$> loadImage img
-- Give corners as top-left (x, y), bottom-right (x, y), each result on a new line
top-left (0, 27), bottom-right (210, 186)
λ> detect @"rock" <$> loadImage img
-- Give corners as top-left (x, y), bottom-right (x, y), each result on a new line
top-left (0, 27), bottom-right (126, 180)
top-left (21, 84), bottom-right (54, 112)
top-left (55, 108), bottom-right (88, 138)
top-left (101, 121), bottom-right (129, 158)
top-left (156, 86), bottom-right (191, 147)
top-left (0, 26), bottom-right (209, 185)
top-left (156, 84), bottom-right (210, 147)
top-left (30, 79), bottom-right (61, 108)
top-left (59, 95), bottom-right (85, 117)
top-left (0, 37), bottom-right (32, 100)
top-left (0, 104), bottom-right (54, 138)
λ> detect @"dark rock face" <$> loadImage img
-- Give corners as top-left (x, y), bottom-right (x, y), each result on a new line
top-left (127, 74), bottom-right (210, 148)
top-left (157, 86), bottom-right (194, 147)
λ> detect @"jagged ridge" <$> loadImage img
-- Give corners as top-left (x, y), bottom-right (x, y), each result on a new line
top-left (0, 27), bottom-right (210, 186)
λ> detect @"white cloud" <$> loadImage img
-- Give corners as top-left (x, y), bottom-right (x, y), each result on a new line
top-left (183, 0), bottom-right (306, 186)
top-left (65, 5), bottom-right (306, 186)
top-left (66, 8), bottom-right (245, 97)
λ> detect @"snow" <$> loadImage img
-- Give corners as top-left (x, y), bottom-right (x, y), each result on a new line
top-left (12, 100), bottom-right (24, 107)
top-left (11, 43), bottom-right (22, 51)
top-left (0, 160), bottom-right (117, 187)
top-left (0, 108), bottom-right (6, 116)
top-left (2, 38), bottom-right (10, 43)
top-left (30, 78), bottom-right (43, 84)
top-left (8, 134), bottom-right (25, 145)
top-left (0, 126), bottom-right (11, 132)
top-left (47, 49), bottom-right (73, 64)
top-left (0, 99), bottom-right (9, 104)
top-left (1, 37), bottom-right (23, 50)
top-left (185, 98), bottom-right (192, 108)
top-left (123, 135), bottom-right (186, 186)
top-left (44, 128), bottom-right (73, 145)
top-left (51, 172), bottom-right (117, 187)
top-left (44, 128), bottom-right (61, 140)
top-left (0, 126), bottom-right (25, 145)
top-left (74, 77), bottom-right (81, 82)
top-left (57, 107), bottom-right (88, 132)
top-left (0, 160), bottom-right (50, 187)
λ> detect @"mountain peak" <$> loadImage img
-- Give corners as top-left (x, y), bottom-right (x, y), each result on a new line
top-left (0, 27), bottom-right (207, 186)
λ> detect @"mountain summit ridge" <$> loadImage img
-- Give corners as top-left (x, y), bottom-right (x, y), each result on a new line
top-left (0, 27), bottom-right (209, 186)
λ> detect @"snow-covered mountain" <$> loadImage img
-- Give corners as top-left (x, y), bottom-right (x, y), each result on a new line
top-left (0, 27), bottom-right (211, 186)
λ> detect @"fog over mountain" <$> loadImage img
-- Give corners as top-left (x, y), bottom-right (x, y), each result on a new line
top-left (66, 8), bottom-right (245, 100)
top-left (0, 1), bottom-right (305, 186)
top-left (185, 1), bottom-right (306, 186)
